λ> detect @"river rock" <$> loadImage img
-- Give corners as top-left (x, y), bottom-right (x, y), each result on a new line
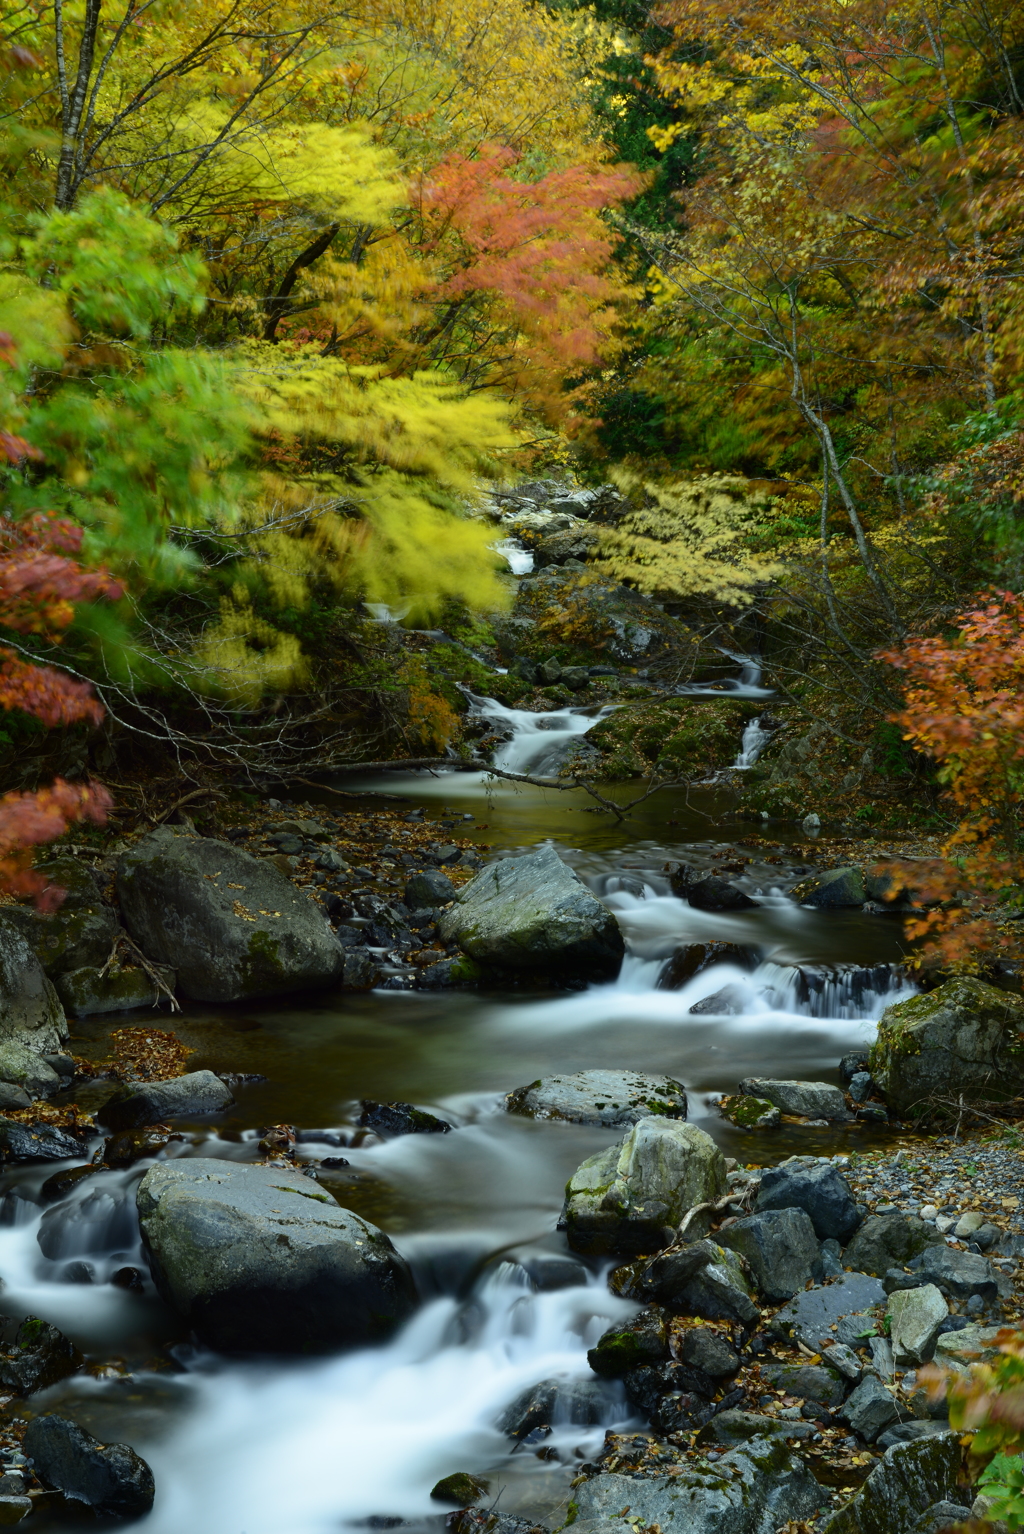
top-left (56, 959), bottom-right (176, 1016)
top-left (2, 899), bottom-right (120, 979)
top-left (437, 845), bottom-right (624, 978)
top-left (0, 1317), bottom-right (82, 1396)
top-left (680, 1329), bottom-right (739, 1377)
top-left (431, 1473), bottom-right (491, 1506)
top-left (697, 1410), bottom-right (817, 1446)
top-left (718, 1208), bottom-right (821, 1301)
top-left (506, 1070), bottom-right (686, 1127)
top-left (771, 1273), bottom-right (887, 1350)
top-left (843, 1212), bottom-right (944, 1277)
top-left (755, 1159), bottom-right (861, 1242)
top-left (116, 827), bottom-right (344, 1002)
top-left (820, 1431), bottom-right (961, 1534)
top-left (870, 976), bottom-right (1024, 1113)
top-left (136, 1158), bottom-right (416, 1352)
top-left (910, 1504), bottom-right (974, 1534)
top-left (761, 1360), bottom-right (846, 1407)
top-left (737, 1078), bottom-right (848, 1120)
top-left (932, 1322), bottom-right (1004, 1373)
top-left (22, 1414), bottom-right (154, 1519)
top-left (689, 984), bottom-right (748, 1015)
top-left (790, 867), bottom-right (867, 908)
top-left (616, 1241), bottom-right (759, 1324)
top-left (840, 1374), bottom-right (902, 1441)
top-left (657, 942), bottom-right (758, 990)
top-left (721, 1095), bottom-right (781, 1130)
top-left (561, 1118), bottom-right (726, 1256)
top-left (587, 1307), bottom-right (668, 1375)
top-left (101, 1070), bottom-right (235, 1131)
top-left (905, 1244), bottom-right (998, 1303)
top-left (0, 917), bottom-right (67, 1054)
top-left (359, 1100), bottom-right (452, 1135)
top-left (683, 876), bottom-right (757, 912)
top-left (571, 1436), bottom-right (822, 1534)
top-left (0, 1119), bottom-right (85, 1163)
top-left (887, 1286), bottom-right (948, 1367)
top-left (404, 870), bottom-right (457, 909)
top-left (498, 1378), bottom-right (609, 1439)
top-left (0, 1041), bottom-right (60, 1098)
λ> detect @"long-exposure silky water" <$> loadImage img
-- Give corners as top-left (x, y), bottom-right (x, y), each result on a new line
top-left (1, 677), bottom-right (914, 1534)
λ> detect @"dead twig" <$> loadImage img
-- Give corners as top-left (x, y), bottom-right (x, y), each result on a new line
top-left (151, 786), bottom-right (226, 825)
top-left (98, 932), bottom-right (180, 1013)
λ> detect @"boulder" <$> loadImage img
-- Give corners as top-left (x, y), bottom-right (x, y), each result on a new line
top-left (2, 900), bottom-right (120, 979)
top-left (932, 1322), bottom-right (1004, 1373)
top-left (755, 1160), bottom-right (861, 1243)
top-left (497, 1378), bottom-right (609, 1439)
top-left (689, 985), bottom-right (748, 1015)
top-left (587, 1307), bottom-right (668, 1376)
top-left (871, 977), bottom-right (1024, 1113)
top-left (431, 1474), bottom-right (491, 1507)
top-left (840, 1374), bottom-right (903, 1442)
top-left (906, 1245), bottom-right (998, 1304)
top-left (561, 1118), bottom-right (726, 1256)
top-left (790, 867), bottom-right (867, 908)
top-left (679, 1329), bottom-right (740, 1377)
top-left (101, 1070), bottom-right (235, 1131)
top-left (909, 1504), bottom-right (973, 1534)
top-left (506, 1069), bottom-right (686, 1127)
top-left (0, 917), bottom-right (67, 1054)
top-left (570, 1436), bottom-right (822, 1534)
top-left (0, 1119), bottom-right (85, 1164)
top-left (0, 1317), bottom-right (82, 1396)
top-left (760, 1361), bottom-right (846, 1408)
top-left (737, 1078), bottom-right (848, 1120)
top-left (616, 1242), bottom-right (759, 1324)
top-left (116, 827), bottom-right (344, 1002)
top-left (721, 1095), bottom-right (781, 1130)
top-left (22, 1415), bottom-right (154, 1520)
top-left (437, 845), bottom-right (623, 978)
top-left (684, 876), bottom-right (757, 912)
top-left (771, 1273), bottom-right (887, 1350)
top-left (136, 1158), bottom-right (416, 1352)
top-left (56, 960), bottom-right (175, 1016)
top-left (404, 870), bottom-right (457, 909)
top-left (887, 1286), bottom-right (948, 1367)
top-left (657, 942), bottom-right (758, 991)
top-left (0, 1041), bottom-right (60, 1098)
top-left (718, 1208), bottom-right (821, 1301)
top-left (843, 1212), bottom-right (944, 1277)
top-left (358, 1100), bottom-right (452, 1135)
top-left (820, 1432), bottom-right (961, 1534)
top-left (696, 1410), bottom-right (817, 1446)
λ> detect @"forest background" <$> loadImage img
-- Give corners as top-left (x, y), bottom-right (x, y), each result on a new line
top-left (1, 0), bottom-right (1024, 956)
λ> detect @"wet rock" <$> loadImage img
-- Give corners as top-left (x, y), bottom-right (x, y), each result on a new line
top-left (56, 960), bottom-right (175, 1016)
top-left (886, 1286), bottom-right (948, 1367)
top-left (404, 871), bottom-right (457, 909)
top-left (0, 1119), bottom-right (85, 1164)
top-left (505, 1069), bottom-right (686, 1128)
top-left (437, 845), bottom-right (624, 979)
top-left (358, 1100), bottom-right (453, 1136)
top-left (416, 957), bottom-right (479, 989)
top-left (820, 1431), bottom-right (960, 1534)
top-left (0, 1496), bottom-right (30, 1523)
top-left (843, 1212), bottom-right (945, 1277)
top-left (40, 1164), bottom-right (106, 1202)
top-left (587, 1307), bottom-right (669, 1376)
top-left (760, 1361), bottom-right (846, 1407)
top-left (755, 1159), bottom-right (861, 1243)
top-left (22, 1414), bottom-right (154, 1519)
top-left (0, 1317), bottom-right (82, 1395)
top-left (0, 1086), bottom-right (29, 1111)
top-left (689, 985), bottom-right (748, 1015)
top-left (571, 1435), bottom-right (822, 1534)
top-left (431, 1473), bottom-right (491, 1506)
top-left (683, 876), bottom-right (757, 912)
top-left (906, 1245), bottom-right (998, 1304)
top-left (790, 867), bottom-right (867, 908)
top-left (737, 1078), bottom-right (848, 1120)
top-left (617, 1242), bottom-right (759, 1325)
top-left (770, 1273), bottom-right (887, 1350)
top-left (679, 1329), bottom-right (739, 1377)
top-left (718, 1208), bottom-right (821, 1301)
top-left (840, 1374), bottom-right (903, 1441)
top-left (116, 827), bottom-right (344, 1002)
top-left (137, 1158), bottom-right (416, 1352)
top-left (0, 1041), bottom-right (59, 1098)
top-left (101, 1070), bottom-right (235, 1131)
top-left (696, 1409), bottom-right (817, 1446)
top-left (2, 898), bottom-right (120, 983)
top-left (0, 916), bottom-right (68, 1054)
top-left (721, 1095), bottom-right (780, 1130)
top-left (822, 1342), bottom-right (863, 1381)
top-left (871, 976), bottom-right (1024, 1114)
top-left (561, 1118), bottom-right (726, 1256)
top-left (498, 1378), bottom-right (610, 1439)
top-left (103, 1127), bottom-right (182, 1166)
top-left (340, 950), bottom-right (383, 989)
top-left (657, 942), bottom-right (758, 990)
top-left (840, 1052), bottom-right (871, 1083)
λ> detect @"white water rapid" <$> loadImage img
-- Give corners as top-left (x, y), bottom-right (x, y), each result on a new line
top-left (468, 693), bottom-right (612, 777)
top-left (734, 714), bottom-right (770, 767)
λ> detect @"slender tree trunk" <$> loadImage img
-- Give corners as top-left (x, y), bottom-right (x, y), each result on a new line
top-left (54, 0), bottom-right (102, 209)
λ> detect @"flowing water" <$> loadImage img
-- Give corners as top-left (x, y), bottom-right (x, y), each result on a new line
top-left (9, 683), bottom-right (915, 1534)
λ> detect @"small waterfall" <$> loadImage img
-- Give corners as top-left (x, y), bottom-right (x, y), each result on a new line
top-left (677, 652), bottom-right (774, 700)
top-left (491, 538), bottom-right (534, 575)
top-left (734, 715), bottom-right (770, 768)
top-left (468, 694), bottom-right (610, 777)
top-left (756, 961), bottom-right (914, 1020)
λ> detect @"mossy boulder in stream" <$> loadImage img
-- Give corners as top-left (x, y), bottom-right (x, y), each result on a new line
top-left (116, 827), bottom-right (344, 1002)
top-left (437, 844), bottom-right (623, 979)
top-left (586, 697), bottom-right (759, 781)
top-left (137, 1158), bottom-right (416, 1353)
top-left (870, 976), bottom-right (1024, 1114)
top-left (561, 1117), bottom-right (726, 1256)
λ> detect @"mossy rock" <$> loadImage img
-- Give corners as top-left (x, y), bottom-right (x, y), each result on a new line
top-left (430, 1473), bottom-right (490, 1506)
top-left (720, 1094), bottom-right (781, 1130)
top-left (871, 976), bottom-right (1024, 1114)
top-left (588, 698), bottom-right (759, 782)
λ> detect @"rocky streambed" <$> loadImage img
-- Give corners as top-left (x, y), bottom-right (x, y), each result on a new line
top-left (0, 749), bottom-right (1013, 1532)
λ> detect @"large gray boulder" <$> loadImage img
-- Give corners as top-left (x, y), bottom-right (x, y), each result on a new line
top-left (619, 1239), bottom-right (759, 1324)
top-left (116, 828), bottom-right (343, 1002)
top-left (570, 1436), bottom-right (822, 1534)
top-left (561, 1118), bottom-right (726, 1256)
top-left (843, 1211), bottom-right (944, 1277)
top-left (871, 977), bottom-right (1024, 1113)
top-left (506, 1070), bottom-right (686, 1127)
top-left (101, 1071), bottom-right (234, 1131)
top-left (887, 1285), bottom-right (948, 1367)
top-left (737, 1078), bottom-right (848, 1120)
top-left (770, 1273), bottom-right (887, 1350)
top-left (136, 1158), bottom-right (415, 1353)
top-left (718, 1208), bottom-right (821, 1301)
top-left (755, 1159), bottom-right (861, 1243)
top-left (437, 845), bottom-right (623, 978)
top-left (821, 1432), bottom-right (961, 1534)
top-left (0, 917), bottom-right (67, 1054)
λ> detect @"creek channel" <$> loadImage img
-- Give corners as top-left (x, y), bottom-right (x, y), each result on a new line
top-left (3, 683), bottom-right (917, 1534)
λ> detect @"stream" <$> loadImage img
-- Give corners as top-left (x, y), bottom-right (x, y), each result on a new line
top-left (3, 683), bottom-right (916, 1534)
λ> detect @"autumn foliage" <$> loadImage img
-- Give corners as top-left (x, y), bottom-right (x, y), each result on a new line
top-left (880, 593), bottom-right (1024, 966)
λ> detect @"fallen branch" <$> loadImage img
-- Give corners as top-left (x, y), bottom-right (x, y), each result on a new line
top-left (152, 786), bottom-right (226, 824)
top-left (476, 763), bottom-right (692, 822)
top-left (99, 932), bottom-right (180, 1013)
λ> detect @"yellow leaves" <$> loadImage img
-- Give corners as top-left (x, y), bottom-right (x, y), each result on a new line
top-left (192, 601), bottom-right (307, 704)
top-left (253, 122), bottom-right (405, 225)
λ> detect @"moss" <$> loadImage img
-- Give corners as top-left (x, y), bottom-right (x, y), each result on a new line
top-left (588, 697), bottom-right (758, 781)
top-left (447, 955), bottom-right (482, 984)
top-left (240, 928), bottom-right (284, 988)
top-left (723, 1094), bottom-right (780, 1129)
